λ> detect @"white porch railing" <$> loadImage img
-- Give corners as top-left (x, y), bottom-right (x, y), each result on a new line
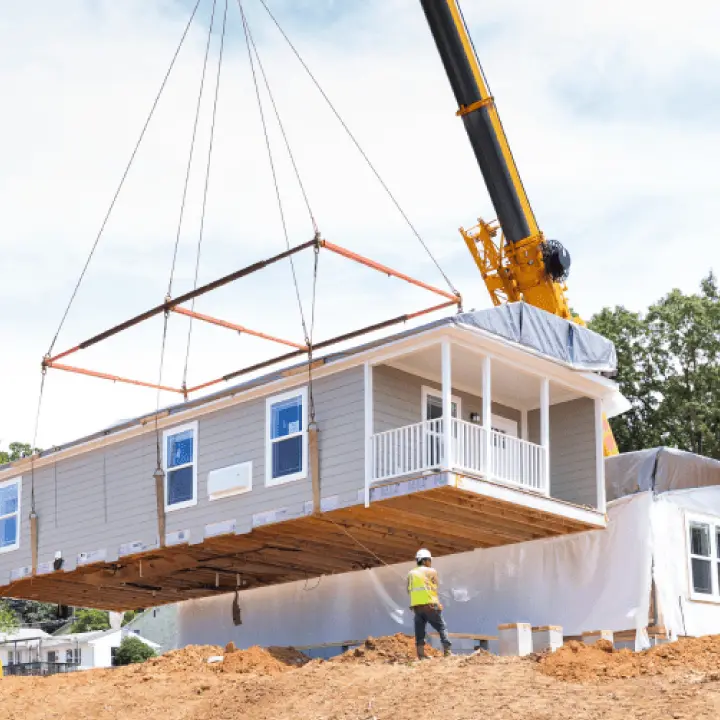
top-left (371, 419), bottom-right (443, 482)
top-left (370, 418), bottom-right (548, 494)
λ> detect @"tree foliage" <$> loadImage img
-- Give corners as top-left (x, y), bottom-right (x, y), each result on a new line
top-left (0, 601), bottom-right (18, 634)
top-left (589, 272), bottom-right (719, 457)
top-left (114, 635), bottom-right (156, 666)
top-left (70, 609), bottom-right (110, 633)
top-left (0, 442), bottom-right (40, 465)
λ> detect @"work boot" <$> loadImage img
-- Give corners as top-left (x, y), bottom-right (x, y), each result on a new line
top-left (443, 645), bottom-right (452, 657)
top-left (416, 645), bottom-right (428, 660)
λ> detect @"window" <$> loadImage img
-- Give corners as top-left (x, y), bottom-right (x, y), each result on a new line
top-left (47, 651), bottom-right (58, 663)
top-left (0, 477), bottom-right (21, 553)
top-left (7, 650), bottom-right (16, 665)
top-left (421, 387), bottom-right (461, 423)
top-left (687, 514), bottom-right (720, 602)
top-left (66, 648), bottom-right (81, 665)
top-left (162, 422), bottom-right (198, 511)
top-left (266, 388), bottom-right (308, 486)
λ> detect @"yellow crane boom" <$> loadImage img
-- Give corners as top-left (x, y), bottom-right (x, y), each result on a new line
top-left (420, 0), bottom-right (619, 456)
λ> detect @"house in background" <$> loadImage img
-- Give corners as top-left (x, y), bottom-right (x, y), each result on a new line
top-left (0, 627), bottom-right (160, 674)
top-left (0, 303), bottom-right (627, 611)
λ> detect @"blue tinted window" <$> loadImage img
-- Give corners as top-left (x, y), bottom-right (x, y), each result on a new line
top-left (0, 484), bottom-right (18, 517)
top-left (168, 429), bottom-right (194, 468)
top-left (0, 515), bottom-right (17, 548)
top-left (167, 466), bottom-right (194, 506)
top-left (271, 396), bottom-right (302, 440)
top-left (272, 436), bottom-right (302, 478)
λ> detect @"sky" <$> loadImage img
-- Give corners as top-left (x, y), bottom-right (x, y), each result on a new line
top-left (0, 0), bottom-right (718, 450)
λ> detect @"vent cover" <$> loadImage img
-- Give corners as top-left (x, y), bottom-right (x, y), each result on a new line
top-left (208, 462), bottom-right (253, 501)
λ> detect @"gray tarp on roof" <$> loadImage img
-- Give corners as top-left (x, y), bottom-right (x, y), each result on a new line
top-left (605, 447), bottom-right (720, 501)
top-left (451, 302), bottom-right (617, 373)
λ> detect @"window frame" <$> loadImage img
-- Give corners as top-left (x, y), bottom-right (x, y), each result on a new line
top-left (421, 386), bottom-right (462, 422)
top-left (162, 421), bottom-right (199, 512)
top-left (0, 477), bottom-right (21, 554)
top-left (685, 511), bottom-right (720, 604)
top-left (265, 387), bottom-right (309, 487)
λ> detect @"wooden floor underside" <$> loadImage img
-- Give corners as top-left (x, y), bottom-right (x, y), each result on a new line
top-left (0, 485), bottom-right (603, 611)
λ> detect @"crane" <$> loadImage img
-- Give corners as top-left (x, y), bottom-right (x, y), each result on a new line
top-left (420, 0), bottom-right (619, 457)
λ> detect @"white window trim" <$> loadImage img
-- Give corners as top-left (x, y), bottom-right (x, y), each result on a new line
top-left (685, 511), bottom-right (720, 604)
top-left (0, 476), bottom-right (21, 554)
top-left (162, 421), bottom-right (199, 512)
top-left (266, 386), bottom-right (309, 487)
top-left (421, 386), bottom-right (462, 421)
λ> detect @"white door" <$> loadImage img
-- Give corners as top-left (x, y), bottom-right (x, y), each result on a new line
top-left (491, 414), bottom-right (518, 479)
top-left (422, 388), bottom-right (460, 468)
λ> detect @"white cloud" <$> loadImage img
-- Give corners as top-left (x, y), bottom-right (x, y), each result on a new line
top-left (0, 0), bottom-right (717, 448)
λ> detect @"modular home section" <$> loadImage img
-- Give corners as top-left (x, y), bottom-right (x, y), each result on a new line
top-left (0, 305), bottom-right (625, 610)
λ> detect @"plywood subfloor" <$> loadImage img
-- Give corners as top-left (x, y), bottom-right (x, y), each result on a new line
top-left (0, 484), bottom-right (603, 611)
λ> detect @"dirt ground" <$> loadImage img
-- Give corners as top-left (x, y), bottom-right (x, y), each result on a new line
top-left (3, 633), bottom-right (720, 720)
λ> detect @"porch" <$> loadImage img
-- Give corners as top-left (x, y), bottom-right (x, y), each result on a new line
top-left (363, 334), bottom-right (607, 514)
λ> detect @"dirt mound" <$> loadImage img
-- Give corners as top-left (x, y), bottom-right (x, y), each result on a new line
top-left (539, 635), bottom-right (720, 682)
top-left (217, 645), bottom-right (310, 675)
top-left (144, 645), bottom-right (223, 672)
top-left (334, 633), bottom-right (441, 664)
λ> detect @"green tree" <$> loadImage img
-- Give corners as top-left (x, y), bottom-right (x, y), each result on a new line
top-left (113, 635), bottom-right (156, 666)
top-left (590, 272), bottom-right (719, 457)
top-left (70, 609), bottom-right (110, 633)
top-left (0, 442), bottom-right (41, 465)
top-left (0, 601), bottom-right (18, 634)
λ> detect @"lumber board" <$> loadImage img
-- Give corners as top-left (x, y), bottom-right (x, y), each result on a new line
top-left (0, 482), bottom-right (602, 610)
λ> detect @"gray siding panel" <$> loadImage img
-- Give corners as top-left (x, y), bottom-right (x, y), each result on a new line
top-left (529, 398), bottom-right (597, 508)
top-left (373, 365), bottom-right (520, 431)
top-left (0, 367), bottom-right (366, 583)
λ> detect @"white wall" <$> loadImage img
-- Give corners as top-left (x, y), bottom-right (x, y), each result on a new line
top-left (178, 493), bottom-right (655, 651)
top-left (651, 488), bottom-right (720, 638)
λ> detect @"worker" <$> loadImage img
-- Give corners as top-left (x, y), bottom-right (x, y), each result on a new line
top-left (407, 548), bottom-right (451, 659)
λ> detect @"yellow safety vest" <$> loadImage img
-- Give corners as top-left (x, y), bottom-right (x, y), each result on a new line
top-left (407, 567), bottom-right (439, 607)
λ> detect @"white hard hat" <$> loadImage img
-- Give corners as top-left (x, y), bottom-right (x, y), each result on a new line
top-left (416, 548), bottom-right (432, 562)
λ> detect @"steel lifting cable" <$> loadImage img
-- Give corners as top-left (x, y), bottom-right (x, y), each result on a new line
top-left (167, 0), bottom-right (220, 298)
top-left (46, 0), bottom-right (204, 360)
top-left (238, 5), bottom-right (322, 422)
top-left (255, 0), bottom-right (459, 298)
top-left (182, 0), bottom-right (230, 389)
top-left (237, 0), bottom-right (310, 347)
top-left (155, 0), bottom-right (219, 465)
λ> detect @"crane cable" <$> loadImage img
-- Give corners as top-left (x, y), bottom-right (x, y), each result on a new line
top-left (255, 0), bottom-right (459, 299)
top-left (45, 0), bottom-right (204, 360)
top-left (238, 0), bottom-right (322, 423)
top-left (29, 0), bottom-right (204, 517)
top-left (182, 0), bottom-right (230, 390)
top-left (155, 0), bottom-right (219, 469)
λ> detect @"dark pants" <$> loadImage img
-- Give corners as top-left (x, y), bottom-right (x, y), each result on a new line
top-left (413, 604), bottom-right (451, 650)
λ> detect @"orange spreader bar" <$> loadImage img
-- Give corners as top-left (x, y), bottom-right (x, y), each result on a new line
top-left (43, 238), bottom-right (462, 399)
top-left (46, 363), bottom-right (185, 395)
top-left (171, 307), bottom-right (307, 350)
top-left (321, 240), bottom-right (459, 303)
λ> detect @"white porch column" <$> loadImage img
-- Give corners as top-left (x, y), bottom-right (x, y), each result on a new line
top-left (540, 377), bottom-right (550, 493)
top-left (595, 398), bottom-right (607, 513)
top-left (364, 362), bottom-right (373, 507)
top-left (482, 355), bottom-right (492, 476)
top-left (521, 410), bottom-right (528, 441)
top-left (441, 339), bottom-right (452, 470)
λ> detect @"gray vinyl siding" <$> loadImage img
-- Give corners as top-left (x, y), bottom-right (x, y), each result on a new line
top-left (528, 398), bottom-right (597, 508)
top-left (0, 368), bottom-right (366, 581)
top-left (373, 365), bottom-right (520, 431)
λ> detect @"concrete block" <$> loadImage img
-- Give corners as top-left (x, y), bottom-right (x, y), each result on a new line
top-left (532, 625), bottom-right (563, 653)
top-left (498, 623), bottom-right (533, 657)
top-left (582, 630), bottom-right (614, 646)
